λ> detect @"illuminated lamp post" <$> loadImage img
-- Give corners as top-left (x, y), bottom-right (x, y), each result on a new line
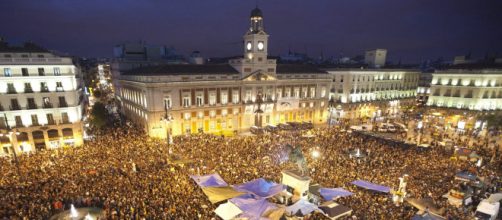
top-left (160, 101), bottom-right (173, 145)
top-left (254, 93), bottom-right (264, 127)
top-left (327, 97), bottom-right (336, 127)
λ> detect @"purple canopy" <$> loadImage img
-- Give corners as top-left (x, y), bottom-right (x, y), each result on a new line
top-left (230, 195), bottom-right (277, 220)
top-left (190, 173), bottom-right (228, 188)
top-left (319, 188), bottom-right (353, 200)
top-left (234, 178), bottom-right (285, 198)
top-left (351, 180), bottom-right (390, 193)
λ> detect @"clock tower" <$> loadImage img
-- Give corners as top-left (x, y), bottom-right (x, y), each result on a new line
top-left (230, 7), bottom-right (276, 80)
top-left (244, 7), bottom-right (268, 60)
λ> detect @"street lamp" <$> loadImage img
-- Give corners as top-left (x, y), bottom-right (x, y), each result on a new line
top-left (327, 97), bottom-right (336, 127)
top-left (254, 93), bottom-right (264, 127)
top-left (160, 102), bottom-right (173, 145)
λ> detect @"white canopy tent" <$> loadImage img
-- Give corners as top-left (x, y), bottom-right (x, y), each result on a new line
top-left (214, 202), bottom-right (243, 220)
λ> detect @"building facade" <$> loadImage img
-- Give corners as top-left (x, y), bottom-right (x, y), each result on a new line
top-left (326, 69), bottom-right (419, 119)
top-left (426, 69), bottom-right (502, 110)
top-left (416, 72), bottom-right (432, 106)
top-left (0, 44), bottom-right (84, 156)
top-left (115, 8), bottom-right (332, 138)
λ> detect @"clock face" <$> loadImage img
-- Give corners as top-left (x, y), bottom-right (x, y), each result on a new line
top-left (257, 42), bottom-right (264, 50)
top-left (246, 42), bottom-right (252, 51)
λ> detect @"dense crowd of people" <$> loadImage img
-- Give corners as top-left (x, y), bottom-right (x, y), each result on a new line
top-left (0, 123), bottom-right (501, 219)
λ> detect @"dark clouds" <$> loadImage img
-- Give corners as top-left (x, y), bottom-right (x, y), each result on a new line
top-left (1, 0), bottom-right (501, 63)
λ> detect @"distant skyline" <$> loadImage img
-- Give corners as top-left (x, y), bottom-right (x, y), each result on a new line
top-left (1, 0), bottom-right (502, 63)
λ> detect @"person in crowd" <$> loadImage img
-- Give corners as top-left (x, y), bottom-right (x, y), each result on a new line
top-left (0, 123), bottom-right (500, 219)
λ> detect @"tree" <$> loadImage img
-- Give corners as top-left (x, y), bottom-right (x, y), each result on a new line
top-left (91, 102), bottom-right (108, 129)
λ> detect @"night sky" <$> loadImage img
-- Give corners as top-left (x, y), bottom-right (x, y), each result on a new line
top-left (1, 0), bottom-right (502, 63)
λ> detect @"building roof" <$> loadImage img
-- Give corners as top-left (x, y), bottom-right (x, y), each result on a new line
top-left (0, 42), bottom-right (49, 53)
top-left (124, 64), bottom-right (240, 75)
top-left (442, 63), bottom-right (502, 70)
top-left (250, 7), bottom-right (263, 18)
top-left (276, 64), bottom-right (327, 74)
top-left (434, 69), bottom-right (502, 75)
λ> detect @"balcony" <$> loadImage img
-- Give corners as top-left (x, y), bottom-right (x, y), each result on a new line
top-left (60, 119), bottom-right (70, 124)
top-left (9, 105), bottom-right (21, 111)
top-left (27, 103), bottom-right (38, 110)
top-left (7, 89), bottom-right (17, 94)
top-left (24, 87), bottom-right (34, 93)
top-left (59, 102), bottom-right (68, 108)
top-left (43, 103), bottom-right (54, 109)
top-left (40, 87), bottom-right (50, 93)
top-left (47, 120), bottom-right (56, 125)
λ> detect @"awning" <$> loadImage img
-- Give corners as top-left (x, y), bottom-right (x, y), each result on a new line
top-left (319, 188), bottom-right (353, 200)
top-left (285, 199), bottom-right (320, 216)
top-left (319, 201), bottom-right (352, 219)
top-left (214, 202), bottom-right (242, 220)
top-left (229, 194), bottom-right (278, 220)
top-left (351, 180), bottom-right (390, 193)
top-left (234, 178), bottom-right (285, 198)
top-left (190, 173), bottom-right (228, 188)
top-left (201, 186), bottom-right (245, 204)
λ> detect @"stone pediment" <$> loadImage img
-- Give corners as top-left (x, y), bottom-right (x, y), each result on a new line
top-left (242, 70), bottom-right (276, 81)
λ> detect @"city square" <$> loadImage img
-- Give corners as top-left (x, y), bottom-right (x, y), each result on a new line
top-left (1, 1), bottom-right (502, 219)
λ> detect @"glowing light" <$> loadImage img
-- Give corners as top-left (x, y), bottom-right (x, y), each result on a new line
top-left (312, 150), bottom-right (320, 158)
top-left (70, 204), bottom-right (78, 217)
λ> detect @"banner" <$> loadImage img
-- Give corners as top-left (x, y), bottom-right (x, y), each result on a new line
top-left (276, 98), bottom-right (300, 112)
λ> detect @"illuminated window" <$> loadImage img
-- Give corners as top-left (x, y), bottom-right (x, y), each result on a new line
top-left (232, 91), bottom-right (240, 104)
top-left (221, 92), bottom-right (228, 105)
top-left (54, 67), bottom-right (61, 76)
top-left (196, 94), bottom-right (203, 106)
top-left (294, 88), bottom-right (300, 98)
top-left (184, 112), bottom-right (191, 120)
top-left (209, 93), bottom-right (216, 105)
top-left (164, 96), bottom-right (172, 109)
top-left (3, 68), bottom-right (12, 76)
top-left (183, 96), bottom-right (190, 107)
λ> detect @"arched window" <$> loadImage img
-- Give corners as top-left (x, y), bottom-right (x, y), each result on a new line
top-left (32, 131), bottom-right (44, 140)
top-left (47, 129), bottom-right (59, 139)
top-left (62, 128), bottom-right (73, 138)
top-left (17, 132), bottom-right (29, 142)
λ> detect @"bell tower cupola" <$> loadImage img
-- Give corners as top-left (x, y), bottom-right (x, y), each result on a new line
top-left (243, 7), bottom-right (269, 61)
